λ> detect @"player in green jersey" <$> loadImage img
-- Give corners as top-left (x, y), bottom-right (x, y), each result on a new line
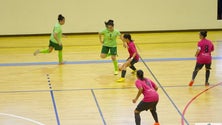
top-left (99, 20), bottom-right (125, 75)
top-left (34, 14), bottom-right (65, 65)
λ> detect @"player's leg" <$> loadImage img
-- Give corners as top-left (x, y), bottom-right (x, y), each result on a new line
top-left (100, 46), bottom-right (109, 58)
top-left (149, 102), bottom-right (159, 125)
top-left (189, 63), bottom-right (204, 86)
top-left (110, 47), bottom-right (118, 75)
top-left (130, 59), bottom-right (138, 74)
top-left (205, 63), bottom-right (211, 86)
top-left (134, 110), bottom-right (141, 125)
top-left (58, 50), bottom-right (63, 64)
top-left (34, 41), bottom-right (54, 56)
top-left (134, 101), bottom-right (147, 125)
top-left (117, 61), bottom-right (131, 82)
top-left (54, 42), bottom-right (63, 64)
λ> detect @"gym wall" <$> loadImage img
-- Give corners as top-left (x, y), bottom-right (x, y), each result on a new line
top-left (0, 0), bottom-right (221, 35)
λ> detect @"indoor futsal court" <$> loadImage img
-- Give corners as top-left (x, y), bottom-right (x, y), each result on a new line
top-left (0, 0), bottom-right (222, 125)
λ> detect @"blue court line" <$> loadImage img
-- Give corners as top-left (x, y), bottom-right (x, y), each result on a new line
top-left (0, 56), bottom-right (221, 67)
top-left (0, 84), bottom-right (219, 94)
top-left (91, 89), bottom-right (107, 125)
top-left (47, 74), bottom-right (60, 125)
top-left (139, 55), bottom-right (190, 124)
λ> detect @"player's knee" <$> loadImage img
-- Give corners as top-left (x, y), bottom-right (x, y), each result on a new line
top-left (195, 69), bottom-right (200, 72)
top-left (49, 49), bottom-right (53, 53)
top-left (100, 54), bottom-right (106, 58)
top-left (134, 110), bottom-right (140, 114)
top-left (205, 68), bottom-right (211, 71)
top-left (111, 56), bottom-right (116, 60)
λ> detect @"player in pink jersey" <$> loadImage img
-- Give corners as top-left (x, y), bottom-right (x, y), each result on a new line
top-left (117, 34), bottom-right (140, 82)
top-left (189, 31), bottom-right (214, 86)
top-left (133, 70), bottom-right (160, 125)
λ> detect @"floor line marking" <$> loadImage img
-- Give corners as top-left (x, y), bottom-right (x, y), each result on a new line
top-left (0, 57), bottom-right (221, 67)
top-left (181, 82), bottom-right (222, 125)
top-left (0, 84), bottom-right (220, 94)
top-left (91, 89), bottom-right (106, 125)
top-left (0, 112), bottom-right (45, 125)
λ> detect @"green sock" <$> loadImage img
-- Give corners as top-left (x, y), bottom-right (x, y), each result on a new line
top-left (40, 49), bottom-right (50, 53)
top-left (58, 51), bottom-right (63, 63)
top-left (113, 60), bottom-right (118, 71)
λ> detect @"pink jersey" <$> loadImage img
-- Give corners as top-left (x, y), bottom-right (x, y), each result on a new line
top-left (127, 41), bottom-right (140, 61)
top-left (135, 78), bottom-right (159, 102)
top-left (196, 38), bottom-right (214, 64)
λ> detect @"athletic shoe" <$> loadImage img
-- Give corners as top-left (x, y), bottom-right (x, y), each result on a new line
top-left (189, 81), bottom-right (194, 86)
top-left (154, 122), bottom-right (160, 125)
top-left (205, 82), bottom-right (210, 86)
top-left (114, 71), bottom-right (119, 75)
top-left (117, 77), bottom-right (125, 82)
top-left (33, 49), bottom-right (40, 56)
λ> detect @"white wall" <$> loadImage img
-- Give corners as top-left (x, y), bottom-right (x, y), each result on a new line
top-left (0, 0), bottom-right (221, 35)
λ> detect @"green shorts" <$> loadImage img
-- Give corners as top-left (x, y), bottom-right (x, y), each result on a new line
top-left (101, 46), bottom-right (117, 55)
top-left (49, 40), bottom-right (63, 50)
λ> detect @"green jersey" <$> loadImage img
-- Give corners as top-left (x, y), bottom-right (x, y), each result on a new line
top-left (50, 22), bottom-right (62, 44)
top-left (100, 29), bottom-right (121, 47)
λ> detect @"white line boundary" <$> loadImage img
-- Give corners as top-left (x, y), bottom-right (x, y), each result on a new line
top-left (0, 113), bottom-right (45, 125)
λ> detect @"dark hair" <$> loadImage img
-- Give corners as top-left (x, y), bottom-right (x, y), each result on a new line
top-left (123, 33), bottom-right (133, 41)
top-left (200, 31), bottom-right (207, 38)
top-left (105, 19), bottom-right (114, 26)
top-left (137, 70), bottom-right (144, 80)
top-left (58, 14), bottom-right (65, 21)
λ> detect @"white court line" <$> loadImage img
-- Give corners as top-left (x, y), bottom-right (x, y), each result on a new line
top-left (0, 113), bottom-right (45, 125)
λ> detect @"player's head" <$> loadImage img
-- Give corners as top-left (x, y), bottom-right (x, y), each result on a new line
top-left (58, 14), bottom-right (65, 25)
top-left (137, 70), bottom-right (144, 80)
top-left (199, 31), bottom-right (207, 39)
top-left (105, 20), bottom-right (114, 31)
top-left (123, 33), bottom-right (133, 42)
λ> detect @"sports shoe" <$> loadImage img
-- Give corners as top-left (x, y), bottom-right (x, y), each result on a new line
top-left (114, 71), bottom-right (119, 75)
top-left (154, 122), bottom-right (160, 125)
top-left (205, 82), bottom-right (210, 86)
top-left (117, 77), bottom-right (125, 82)
top-left (189, 81), bottom-right (194, 86)
top-left (33, 49), bottom-right (40, 56)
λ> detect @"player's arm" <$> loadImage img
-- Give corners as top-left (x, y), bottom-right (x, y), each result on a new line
top-left (120, 34), bottom-right (128, 48)
top-left (150, 80), bottom-right (158, 91)
top-left (127, 52), bottom-right (137, 64)
top-left (195, 47), bottom-right (201, 57)
top-left (99, 33), bottom-right (103, 44)
top-left (132, 87), bottom-right (143, 103)
top-left (53, 32), bottom-right (62, 46)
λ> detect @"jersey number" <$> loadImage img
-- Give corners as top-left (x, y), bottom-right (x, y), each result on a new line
top-left (204, 45), bottom-right (209, 53)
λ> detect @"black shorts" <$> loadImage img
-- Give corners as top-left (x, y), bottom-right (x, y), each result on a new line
top-left (49, 40), bottom-right (63, 50)
top-left (127, 58), bottom-right (138, 66)
top-left (194, 63), bottom-right (211, 71)
top-left (136, 101), bottom-right (158, 112)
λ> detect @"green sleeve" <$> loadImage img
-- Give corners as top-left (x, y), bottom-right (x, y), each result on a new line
top-left (99, 29), bottom-right (106, 35)
top-left (54, 26), bottom-right (61, 34)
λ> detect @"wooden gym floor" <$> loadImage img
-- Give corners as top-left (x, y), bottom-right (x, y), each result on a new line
top-left (0, 31), bottom-right (222, 125)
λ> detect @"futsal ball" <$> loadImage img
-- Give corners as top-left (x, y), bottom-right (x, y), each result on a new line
top-left (118, 63), bottom-right (123, 71)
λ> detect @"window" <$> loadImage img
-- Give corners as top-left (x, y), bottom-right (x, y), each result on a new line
top-left (218, 0), bottom-right (222, 20)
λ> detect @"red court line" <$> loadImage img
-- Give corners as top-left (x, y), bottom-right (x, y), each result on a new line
top-left (181, 82), bottom-right (222, 125)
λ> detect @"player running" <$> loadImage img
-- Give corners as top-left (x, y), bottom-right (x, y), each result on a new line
top-left (99, 19), bottom-right (124, 75)
top-left (34, 14), bottom-right (65, 65)
top-left (189, 31), bottom-right (214, 86)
